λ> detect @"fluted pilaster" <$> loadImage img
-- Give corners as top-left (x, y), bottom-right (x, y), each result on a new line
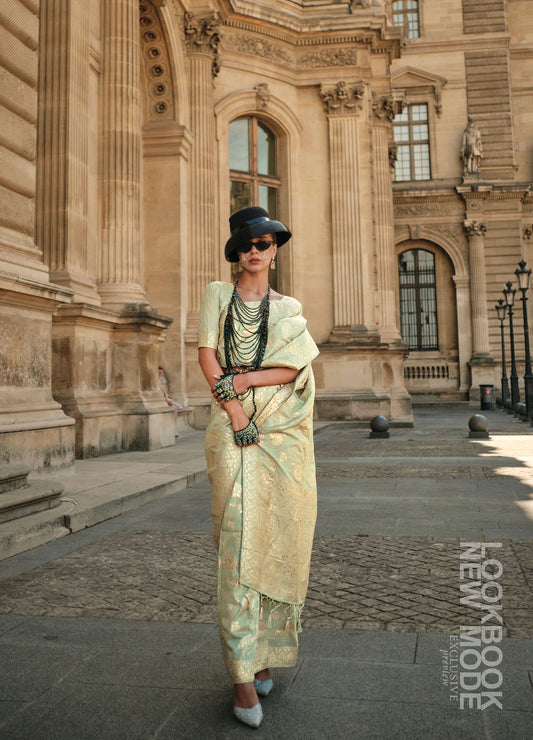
top-left (98, 0), bottom-right (145, 309)
top-left (184, 13), bottom-right (221, 330)
top-left (329, 115), bottom-right (364, 327)
top-left (372, 93), bottom-right (401, 342)
top-left (320, 82), bottom-right (377, 341)
top-left (37, 0), bottom-right (98, 302)
top-left (188, 53), bottom-right (216, 318)
top-left (464, 220), bottom-right (493, 359)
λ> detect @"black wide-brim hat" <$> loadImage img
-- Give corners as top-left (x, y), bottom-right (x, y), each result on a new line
top-left (225, 206), bottom-right (292, 263)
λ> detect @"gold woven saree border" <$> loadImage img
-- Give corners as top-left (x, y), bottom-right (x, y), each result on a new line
top-left (254, 382), bottom-right (294, 427)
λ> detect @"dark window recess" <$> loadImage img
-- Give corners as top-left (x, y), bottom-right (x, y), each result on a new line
top-left (399, 249), bottom-right (439, 351)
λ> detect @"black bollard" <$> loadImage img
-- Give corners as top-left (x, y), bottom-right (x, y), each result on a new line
top-left (369, 415), bottom-right (390, 439)
top-left (468, 414), bottom-right (490, 439)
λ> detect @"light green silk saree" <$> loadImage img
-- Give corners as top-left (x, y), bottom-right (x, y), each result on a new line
top-left (198, 281), bottom-right (319, 682)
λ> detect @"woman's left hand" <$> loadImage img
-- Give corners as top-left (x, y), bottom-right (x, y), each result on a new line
top-left (232, 372), bottom-right (252, 395)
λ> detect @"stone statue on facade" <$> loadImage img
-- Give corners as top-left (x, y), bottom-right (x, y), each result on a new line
top-left (460, 116), bottom-right (483, 176)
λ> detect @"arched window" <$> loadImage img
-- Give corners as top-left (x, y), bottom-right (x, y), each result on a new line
top-left (398, 249), bottom-right (438, 350)
top-left (229, 116), bottom-right (281, 287)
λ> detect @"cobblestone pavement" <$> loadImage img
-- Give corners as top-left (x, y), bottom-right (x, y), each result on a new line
top-left (0, 530), bottom-right (531, 638)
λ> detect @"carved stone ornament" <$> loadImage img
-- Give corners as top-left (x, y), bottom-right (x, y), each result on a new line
top-left (140, 1), bottom-right (174, 119)
top-left (299, 48), bottom-right (358, 69)
top-left (319, 81), bottom-right (365, 115)
top-left (372, 93), bottom-right (395, 123)
top-left (224, 34), bottom-right (293, 66)
top-left (255, 83), bottom-right (270, 111)
top-left (349, 0), bottom-right (383, 9)
top-left (408, 224), bottom-right (420, 240)
top-left (183, 11), bottom-right (222, 77)
top-left (464, 220), bottom-right (487, 238)
top-left (523, 224), bottom-right (533, 240)
top-left (388, 141), bottom-right (398, 172)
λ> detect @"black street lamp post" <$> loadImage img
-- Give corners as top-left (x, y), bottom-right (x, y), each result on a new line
top-left (515, 259), bottom-right (533, 416)
top-left (495, 299), bottom-right (511, 411)
top-left (503, 281), bottom-right (520, 412)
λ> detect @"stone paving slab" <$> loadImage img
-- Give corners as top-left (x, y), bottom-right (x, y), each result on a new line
top-left (0, 616), bottom-right (530, 740)
top-left (0, 531), bottom-right (531, 638)
top-left (0, 431), bottom-right (208, 560)
top-left (0, 680), bottom-right (189, 740)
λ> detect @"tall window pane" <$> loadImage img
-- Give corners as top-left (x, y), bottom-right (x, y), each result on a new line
top-left (229, 118), bottom-right (250, 172)
top-left (258, 185), bottom-right (278, 218)
top-left (393, 104), bottom-right (431, 182)
top-left (399, 249), bottom-right (438, 350)
top-left (257, 122), bottom-right (277, 176)
top-left (230, 181), bottom-right (251, 214)
top-left (392, 0), bottom-right (420, 39)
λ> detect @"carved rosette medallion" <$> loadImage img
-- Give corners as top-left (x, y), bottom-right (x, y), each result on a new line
top-left (255, 83), bottom-right (270, 111)
top-left (319, 81), bottom-right (365, 115)
top-left (464, 220), bottom-right (487, 238)
top-left (183, 11), bottom-right (222, 77)
top-left (139, 2), bottom-right (175, 119)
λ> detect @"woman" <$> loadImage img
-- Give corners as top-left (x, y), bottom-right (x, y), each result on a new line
top-left (198, 207), bottom-right (319, 728)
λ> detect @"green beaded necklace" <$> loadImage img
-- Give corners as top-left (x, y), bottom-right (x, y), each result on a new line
top-left (223, 282), bottom-right (270, 419)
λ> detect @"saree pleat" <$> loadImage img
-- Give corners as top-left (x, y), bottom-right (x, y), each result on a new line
top-left (199, 281), bottom-right (319, 683)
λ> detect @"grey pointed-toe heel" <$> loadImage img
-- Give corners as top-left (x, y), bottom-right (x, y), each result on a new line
top-left (253, 678), bottom-right (273, 697)
top-left (233, 702), bottom-right (263, 728)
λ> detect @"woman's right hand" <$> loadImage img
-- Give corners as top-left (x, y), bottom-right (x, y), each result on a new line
top-left (229, 404), bottom-right (251, 433)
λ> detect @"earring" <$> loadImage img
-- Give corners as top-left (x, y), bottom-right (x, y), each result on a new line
top-left (270, 257), bottom-right (276, 269)
top-left (237, 262), bottom-right (243, 272)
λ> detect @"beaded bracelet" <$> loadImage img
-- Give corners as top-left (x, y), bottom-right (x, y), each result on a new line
top-left (234, 420), bottom-right (259, 447)
top-left (215, 374), bottom-right (237, 401)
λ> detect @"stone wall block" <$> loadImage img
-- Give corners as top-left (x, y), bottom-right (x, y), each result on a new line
top-left (0, 2), bottom-right (39, 49)
top-left (0, 24), bottom-right (38, 86)
top-left (0, 105), bottom-right (36, 161)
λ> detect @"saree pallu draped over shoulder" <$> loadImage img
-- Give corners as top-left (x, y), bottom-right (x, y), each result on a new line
top-left (198, 281), bottom-right (319, 682)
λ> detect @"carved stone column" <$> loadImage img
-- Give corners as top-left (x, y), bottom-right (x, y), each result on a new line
top-left (184, 12), bottom-right (221, 335)
top-left (371, 93), bottom-right (402, 343)
top-left (0, 0), bottom-right (75, 471)
top-left (464, 220), bottom-right (493, 361)
top-left (319, 81), bottom-right (378, 342)
top-left (98, 0), bottom-right (145, 309)
top-left (36, 0), bottom-right (98, 303)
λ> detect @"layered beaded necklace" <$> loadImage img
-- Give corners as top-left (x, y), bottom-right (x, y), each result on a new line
top-left (223, 282), bottom-right (270, 418)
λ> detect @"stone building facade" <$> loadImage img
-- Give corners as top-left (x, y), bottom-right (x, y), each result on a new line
top-left (0, 0), bottom-right (532, 473)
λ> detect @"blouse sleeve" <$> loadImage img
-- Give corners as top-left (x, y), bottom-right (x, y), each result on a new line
top-left (198, 282), bottom-right (221, 349)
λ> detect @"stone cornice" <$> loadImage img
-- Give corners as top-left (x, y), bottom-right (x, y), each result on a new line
top-left (142, 122), bottom-right (192, 158)
top-left (0, 271), bottom-right (73, 311)
top-left (400, 33), bottom-right (511, 56)
top-left (222, 0), bottom-right (396, 40)
top-left (391, 66), bottom-right (447, 117)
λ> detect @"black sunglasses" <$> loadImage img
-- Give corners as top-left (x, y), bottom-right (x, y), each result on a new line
top-left (239, 240), bottom-right (275, 253)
